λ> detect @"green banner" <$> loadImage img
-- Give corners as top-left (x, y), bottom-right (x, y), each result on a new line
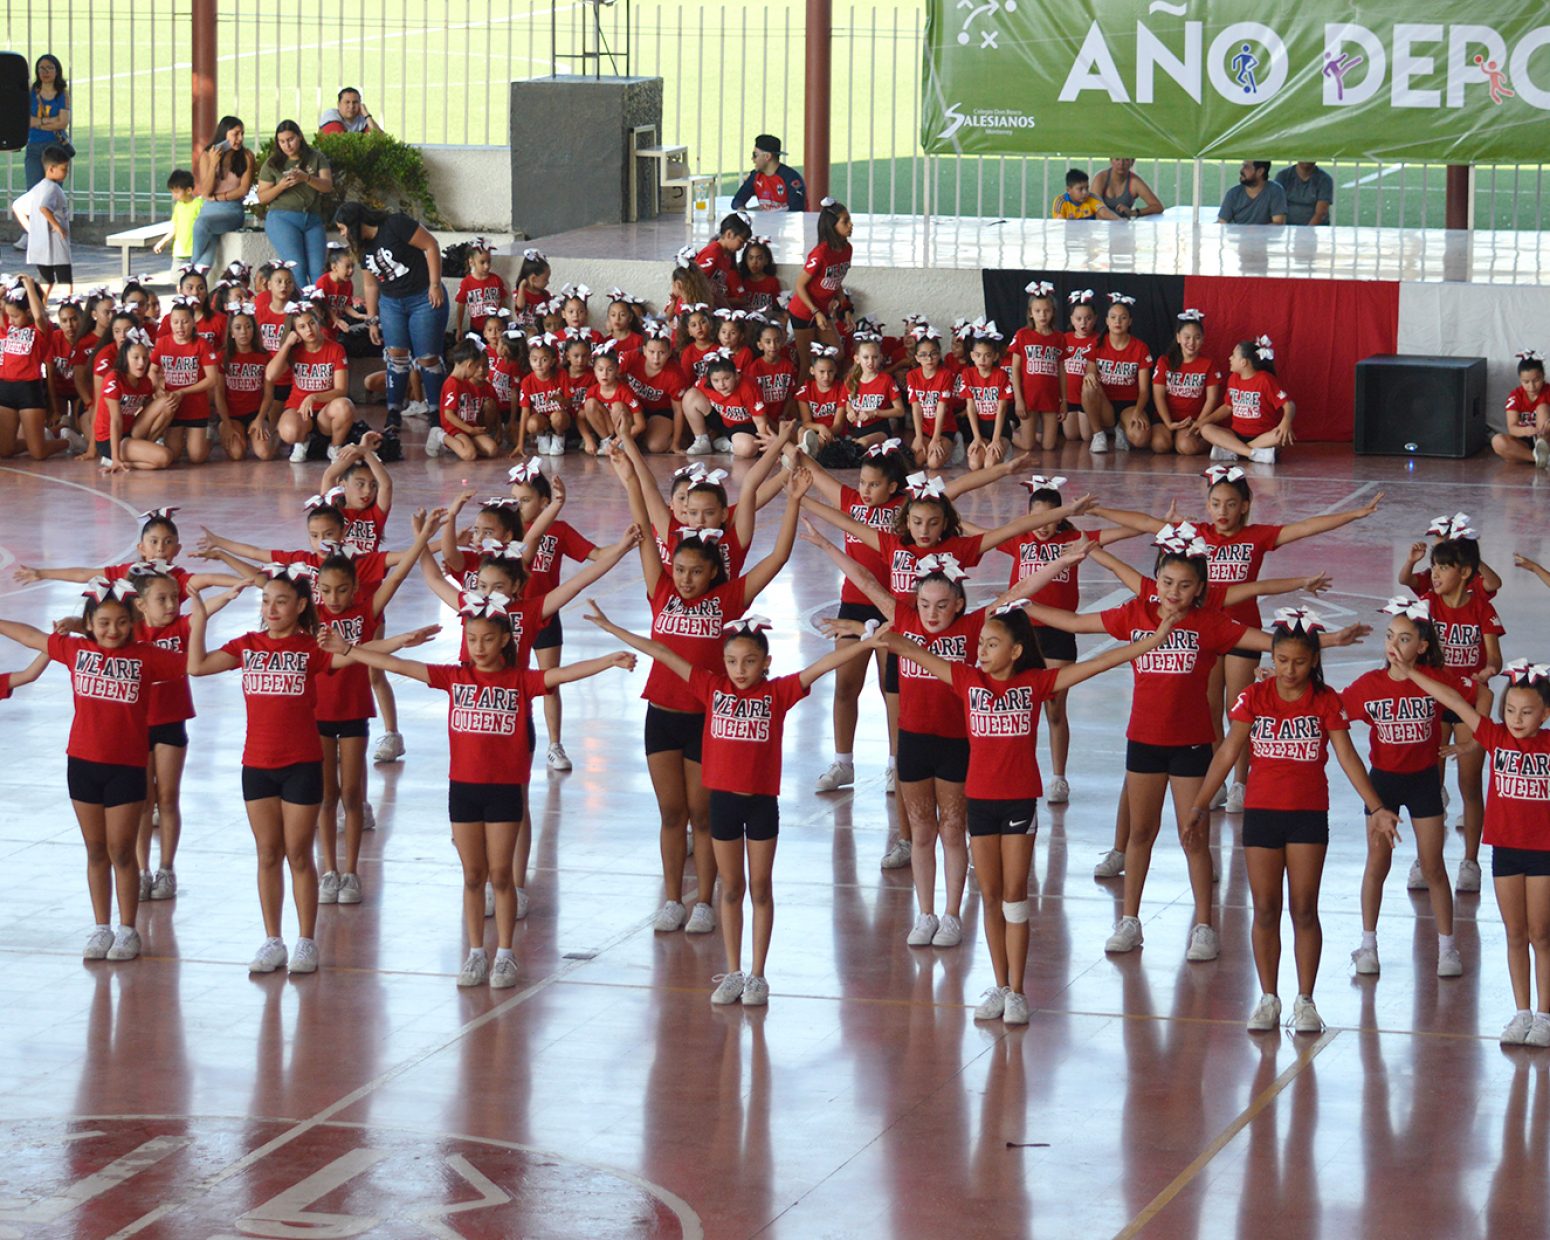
top-left (922, 2), bottom-right (1550, 161)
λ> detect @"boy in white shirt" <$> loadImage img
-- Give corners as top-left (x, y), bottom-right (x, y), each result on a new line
top-left (11, 144), bottom-right (72, 299)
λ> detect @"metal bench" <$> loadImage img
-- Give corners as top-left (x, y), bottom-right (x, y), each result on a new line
top-left (104, 221), bottom-right (172, 280)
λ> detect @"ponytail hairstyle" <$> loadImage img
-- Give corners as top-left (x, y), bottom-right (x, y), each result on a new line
top-left (817, 198), bottom-right (851, 252)
top-left (517, 249), bottom-right (551, 287)
top-left (671, 263), bottom-right (717, 312)
top-left (1236, 337), bottom-right (1277, 376)
top-left (1409, 615), bottom-right (1445, 669)
top-left (986, 605), bottom-right (1047, 672)
top-left (894, 494), bottom-right (963, 545)
top-left (717, 211), bottom-right (754, 243)
top-left (672, 535), bottom-right (730, 588)
top-left (447, 338), bottom-right (484, 369)
top-left (859, 444), bottom-right (910, 496)
top-left (1269, 622), bottom-right (1324, 692)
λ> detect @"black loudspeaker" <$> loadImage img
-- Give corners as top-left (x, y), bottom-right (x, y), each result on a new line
top-left (1354, 354), bottom-right (1488, 458)
top-left (0, 53), bottom-right (28, 152)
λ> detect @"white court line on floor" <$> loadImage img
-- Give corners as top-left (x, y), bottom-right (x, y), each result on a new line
top-left (0, 468), bottom-right (144, 599)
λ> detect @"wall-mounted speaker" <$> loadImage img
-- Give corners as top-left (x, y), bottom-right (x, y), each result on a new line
top-left (1354, 354), bottom-right (1487, 458)
top-left (0, 54), bottom-right (29, 152)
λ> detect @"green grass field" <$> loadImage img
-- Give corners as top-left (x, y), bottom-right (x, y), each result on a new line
top-left (5, 0), bottom-right (1547, 231)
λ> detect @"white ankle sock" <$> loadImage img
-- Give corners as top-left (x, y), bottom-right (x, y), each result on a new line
top-left (1438, 933), bottom-right (1456, 952)
top-left (1360, 931), bottom-right (1377, 950)
top-left (834, 752), bottom-right (852, 766)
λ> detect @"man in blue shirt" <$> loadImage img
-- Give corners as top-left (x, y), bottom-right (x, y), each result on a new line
top-left (1217, 161), bottom-right (1288, 225)
top-left (1275, 162), bottom-right (1334, 226)
top-left (731, 135), bottom-right (807, 212)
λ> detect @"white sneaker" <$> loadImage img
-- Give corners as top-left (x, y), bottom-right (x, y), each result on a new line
top-left (1534, 438), bottom-right (1550, 470)
top-left (885, 767), bottom-right (896, 795)
top-left (548, 434), bottom-right (567, 456)
top-left (457, 950), bottom-right (489, 987)
top-left (1186, 924), bottom-right (1220, 962)
top-left (490, 955), bottom-right (519, 989)
top-left (1530, 1017), bottom-right (1550, 1048)
top-left (373, 731), bottom-right (405, 764)
top-left (880, 838), bottom-right (912, 870)
top-left (150, 867), bottom-right (177, 900)
top-left (327, 444), bottom-right (343, 462)
top-left (289, 939), bottom-right (319, 974)
top-left (84, 927), bottom-right (115, 960)
top-left (687, 434), bottom-right (714, 456)
top-left (59, 426), bottom-right (87, 455)
top-left (362, 801), bottom-right (376, 831)
top-left (1437, 945), bottom-right (1464, 977)
top-left (816, 760), bottom-right (855, 792)
top-left (249, 937), bottom-right (288, 973)
top-left (1003, 990), bottom-right (1030, 1025)
top-left (1225, 782), bottom-right (1247, 814)
top-left (1250, 447), bottom-right (1277, 465)
top-left (1290, 995), bottom-right (1324, 1034)
top-left (516, 888), bottom-right (530, 920)
top-left (974, 986), bottom-right (1008, 1021)
top-left (1247, 993), bottom-right (1282, 1031)
top-left (907, 912), bottom-right (941, 947)
top-left (1407, 859), bottom-right (1429, 890)
top-left (742, 975), bottom-right (770, 1006)
top-left (425, 427), bottom-right (446, 457)
top-left (1045, 775), bottom-right (1070, 805)
top-left (932, 913), bottom-right (963, 948)
top-left (685, 901), bottom-right (716, 933)
top-left (546, 742), bottom-right (573, 772)
top-left (653, 899), bottom-right (688, 932)
top-left (800, 428), bottom-right (821, 456)
top-left (710, 971), bottom-right (746, 1005)
top-left (1093, 849), bottom-right (1126, 878)
top-left (289, 441), bottom-right (308, 464)
top-left (1105, 916), bottom-right (1144, 953)
top-left (338, 873), bottom-right (362, 905)
top-left (106, 927), bottom-right (142, 961)
top-left (402, 399), bottom-right (432, 420)
top-left (319, 871), bottom-right (341, 904)
top-left (1089, 431), bottom-right (1110, 454)
top-left (712, 436), bottom-right (733, 453)
top-left (139, 870), bottom-right (153, 901)
top-left (1209, 445), bottom-right (1235, 462)
top-left (1209, 783), bottom-right (1228, 810)
top-left (1501, 1012), bottom-right (1536, 1045)
top-left (1351, 943), bottom-right (1380, 975)
top-left (1457, 859), bottom-right (1482, 893)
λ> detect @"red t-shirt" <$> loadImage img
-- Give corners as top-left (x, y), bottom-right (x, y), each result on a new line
top-left (585, 379), bottom-right (642, 413)
top-left (162, 311), bottom-right (228, 350)
top-left (1061, 333), bottom-right (1099, 405)
top-left (1226, 371), bottom-right (1289, 438)
top-left (426, 664), bottom-right (549, 786)
top-left (519, 372), bottom-right (571, 420)
top-left (1198, 522), bottom-right (1284, 627)
top-left (793, 241), bottom-right (851, 316)
top-left (1091, 336), bottom-right (1152, 403)
top-left (1100, 591), bottom-right (1246, 745)
top-left (219, 631), bottom-right (335, 768)
top-left (644, 576), bottom-right (748, 713)
top-left (488, 357), bottom-right (521, 408)
top-left (49, 327), bottom-right (79, 396)
top-left (254, 299), bottom-right (291, 358)
top-left (151, 337), bottom-right (218, 421)
top-left (315, 601), bottom-right (378, 722)
top-left (1341, 667), bottom-right (1476, 776)
top-left (93, 341), bottom-right (120, 383)
top-left (657, 516), bottom-right (748, 579)
top-left (1423, 590), bottom-right (1504, 676)
top-left (286, 341), bottom-right (346, 408)
top-left (950, 663), bottom-right (1060, 800)
top-left (747, 356), bottom-right (797, 410)
top-left (1009, 327), bottom-right (1065, 410)
top-left (455, 273), bottom-right (509, 330)
top-left (270, 548), bottom-right (388, 592)
top-left (440, 374), bottom-right (490, 433)
top-left (700, 378), bottom-right (766, 427)
top-left (1229, 678), bottom-right (1350, 812)
top-left (906, 367), bottom-right (958, 434)
top-left (1505, 385), bottom-right (1548, 430)
top-left (70, 331), bottom-right (99, 380)
top-left (135, 616), bottom-right (196, 728)
top-left (0, 673), bottom-right (10, 700)
top-left (999, 527), bottom-right (1097, 618)
top-left (896, 601), bottom-right (986, 738)
top-left (623, 355), bottom-right (687, 411)
top-left (678, 340), bottom-right (719, 382)
top-left (837, 485), bottom-right (903, 607)
top-left (1153, 355), bottom-right (1222, 420)
top-left (954, 368), bottom-right (1013, 423)
top-left (1475, 719), bottom-right (1550, 850)
top-left (94, 372), bottom-right (155, 442)
top-left (796, 378), bottom-right (844, 428)
top-left (690, 669), bottom-right (810, 796)
top-left (694, 241), bottom-right (744, 304)
top-left (340, 503), bottom-right (389, 555)
top-left (878, 532), bottom-right (986, 603)
top-left (0, 321), bottom-right (49, 383)
top-left (741, 273), bottom-right (781, 314)
top-left (223, 351), bottom-right (269, 418)
top-left (527, 521), bottom-right (597, 597)
top-left (316, 273), bottom-right (355, 322)
top-left (1410, 567), bottom-right (1499, 600)
top-left (46, 634), bottom-right (186, 766)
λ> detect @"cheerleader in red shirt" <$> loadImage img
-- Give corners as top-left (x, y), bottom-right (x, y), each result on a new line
top-left (1200, 337), bottom-right (1295, 465)
top-left (602, 288), bottom-right (645, 357)
top-left (218, 305), bottom-right (277, 460)
top-left (556, 284), bottom-right (603, 349)
top-left (664, 258), bottom-right (716, 335)
top-left (485, 320), bottom-right (524, 433)
top-left (16, 508), bottom-right (241, 601)
top-left (47, 295), bottom-right (87, 434)
top-left (267, 306), bottom-right (355, 463)
top-left (1060, 292), bottom-right (1102, 445)
top-left (512, 247), bottom-right (552, 333)
top-left (955, 325), bottom-right (1014, 468)
top-left (95, 332), bottom-right (176, 472)
top-left (518, 335), bottom-right (572, 457)
top-left (0, 579), bottom-right (190, 961)
top-left (1490, 350), bottom-right (1550, 467)
top-left (790, 198), bottom-right (853, 380)
top-left (0, 274), bottom-right (80, 459)
top-left (151, 298), bottom-right (222, 465)
top-left (1153, 310), bottom-right (1224, 457)
top-left (677, 305), bottom-right (720, 384)
top-left (88, 312), bottom-right (135, 408)
top-left (1194, 615), bottom-right (1395, 1034)
top-left (70, 290), bottom-right (113, 401)
top-left (622, 323), bottom-right (688, 455)
top-left (907, 328), bottom-right (960, 469)
top-left (1406, 660), bottom-right (1550, 1044)
top-left (560, 337), bottom-right (592, 427)
top-left (694, 212), bottom-right (752, 308)
top-left (1343, 598), bottom-right (1474, 979)
top-left (453, 239), bottom-right (508, 338)
top-left (1009, 282), bottom-right (1065, 452)
top-left (323, 598), bottom-right (633, 988)
top-left (711, 310), bottom-right (755, 373)
top-left (1082, 294), bottom-right (1154, 453)
top-left (736, 238), bottom-right (782, 317)
top-left (746, 320), bottom-right (796, 422)
top-left (1401, 512), bottom-right (1504, 598)
top-left (319, 438), bottom-right (395, 554)
top-left (878, 601), bottom-right (1174, 1023)
top-left (795, 345), bottom-right (846, 454)
top-left (254, 263), bottom-right (298, 421)
top-left (577, 340), bottom-right (644, 454)
top-left (426, 339), bottom-right (500, 461)
top-left (684, 355), bottom-right (770, 458)
top-left (841, 336), bottom-right (905, 449)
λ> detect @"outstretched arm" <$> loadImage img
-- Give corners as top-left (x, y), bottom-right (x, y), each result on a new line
top-left (5, 649), bottom-right (51, 688)
top-left (1515, 552), bottom-right (1550, 591)
top-left (781, 446), bottom-right (845, 504)
top-left (734, 422), bottom-right (796, 546)
top-left (798, 625), bottom-right (889, 688)
top-left (544, 650), bottom-right (637, 687)
top-left (317, 625), bottom-right (437, 682)
top-left (197, 526), bottom-right (270, 564)
top-left (12, 565), bottom-right (104, 585)
top-left (1406, 665), bottom-right (1482, 731)
top-left (615, 429), bottom-right (673, 534)
top-left (419, 551), bottom-right (463, 609)
top-left (799, 518), bottom-right (894, 616)
top-left (973, 494), bottom-right (1097, 557)
top-left (1087, 545), bottom-right (1145, 595)
top-left (1089, 504), bottom-right (1166, 536)
top-left (1020, 600), bottom-right (1109, 634)
top-left (583, 600), bottom-right (694, 681)
top-left (371, 508), bottom-right (445, 614)
top-left (1221, 570), bottom-right (1332, 606)
top-left (0, 618), bottom-right (50, 653)
top-left (803, 498), bottom-right (880, 549)
top-left (743, 468), bottom-right (810, 599)
top-left (1276, 491), bottom-right (1384, 547)
top-left (943, 450), bottom-right (1036, 500)
top-left (185, 590), bottom-right (242, 675)
top-left (987, 541), bottom-right (1094, 612)
top-left (875, 629), bottom-right (956, 686)
top-left (539, 525), bottom-right (642, 617)
top-left (1051, 614), bottom-right (1173, 692)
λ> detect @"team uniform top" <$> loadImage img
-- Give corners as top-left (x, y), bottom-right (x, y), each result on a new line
top-left (254, 301), bottom-right (292, 381)
top-left (999, 527), bottom-right (1097, 618)
top-left (1153, 355), bottom-right (1222, 420)
top-left (285, 341), bottom-right (346, 410)
top-left (791, 242), bottom-right (852, 318)
top-left (219, 631), bottom-right (336, 767)
top-left (623, 355), bottom-right (688, 413)
top-left (585, 379), bottom-right (642, 414)
top-left (526, 522), bottom-right (597, 597)
top-left (689, 669), bottom-right (810, 797)
top-left (93, 372), bottom-right (155, 442)
top-left (795, 378), bottom-right (844, 428)
top-left (1473, 720), bottom-right (1550, 850)
top-left (907, 367), bottom-right (958, 435)
top-left (1341, 667), bottom-right (1476, 775)
top-left (747, 357), bottom-right (797, 410)
top-left (1229, 678), bottom-right (1350, 812)
top-left (426, 664), bottom-right (549, 786)
top-left (315, 273), bottom-right (355, 322)
top-left (157, 310), bottom-right (227, 350)
top-left (694, 241), bottom-right (743, 304)
top-left (644, 576), bottom-right (749, 713)
top-left (519, 372), bottom-right (571, 421)
top-left (699, 378), bottom-right (766, 428)
top-left (151, 337), bottom-right (219, 422)
top-left (315, 600), bottom-right (378, 722)
top-left (740, 274), bottom-right (782, 315)
top-left (848, 374), bottom-right (902, 423)
top-left (340, 503), bottom-right (389, 555)
top-left (1197, 522), bottom-right (1283, 627)
top-left (955, 368), bottom-right (1013, 426)
top-left (1061, 333), bottom-right (1099, 405)
top-left (1225, 371), bottom-right (1290, 439)
top-left (678, 341), bottom-right (720, 383)
top-left (270, 548), bottom-right (388, 592)
top-left (895, 601), bottom-right (986, 738)
top-left (0, 321), bottom-right (49, 382)
top-left (135, 616), bottom-right (196, 727)
top-left (876, 532), bottom-right (987, 603)
top-left (49, 327), bottom-right (80, 397)
top-left (1092, 337), bottom-right (1152, 403)
top-left (488, 357), bottom-right (521, 408)
top-left (1009, 327), bottom-right (1064, 410)
top-left (46, 633), bottom-right (186, 766)
top-left (92, 341), bottom-right (120, 385)
top-left (223, 351), bottom-right (269, 418)
top-left (439, 375), bottom-right (490, 432)
top-left (455, 273), bottom-right (509, 332)
top-left (1421, 589), bottom-right (1504, 676)
top-left (836, 485), bottom-right (903, 606)
top-left (949, 663), bottom-right (1061, 799)
top-left (1505, 385), bottom-right (1548, 429)
top-left (657, 515), bottom-right (748, 579)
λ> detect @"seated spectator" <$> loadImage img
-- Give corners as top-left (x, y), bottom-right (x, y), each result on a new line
top-left (1217, 161), bottom-right (1287, 225)
top-left (1275, 162), bottom-right (1334, 226)
top-left (189, 117), bottom-right (254, 270)
top-left (1051, 169), bottom-right (1119, 221)
top-left (319, 88), bottom-right (384, 135)
top-left (730, 135), bottom-right (806, 212)
top-left (1091, 158), bottom-right (1165, 219)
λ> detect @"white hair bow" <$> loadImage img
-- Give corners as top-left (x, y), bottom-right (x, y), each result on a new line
top-left (820, 196), bottom-right (838, 208)
top-left (224, 261), bottom-right (252, 280)
top-left (675, 244), bottom-right (697, 266)
top-left (915, 553), bottom-right (967, 582)
top-left (261, 562), bottom-right (317, 583)
top-left (1516, 349), bottom-right (1542, 362)
top-left (465, 333), bottom-right (488, 353)
top-left (1505, 658), bottom-right (1550, 685)
top-left (701, 468), bottom-right (729, 486)
top-left (529, 332), bottom-right (560, 349)
top-left (471, 236), bottom-right (494, 253)
top-left (1380, 596), bottom-right (1431, 621)
top-left (1021, 474), bottom-right (1067, 492)
top-left (508, 457), bottom-right (543, 484)
top-left (1202, 464), bottom-right (1245, 485)
top-left (810, 343), bottom-right (840, 358)
top-left (226, 299), bottom-right (257, 316)
top-left (1068, 289), bottom-right (1094, 306)
top-left (1108, 293), bottom-right (1137, 306)
top-left (676, 527), bottom-right (724, 546)
top-left (683, 302), bottom-right (710, 315)
top-left (853, 331), bottom-right (884, 344)
top-left (139, 506), bottom-right (181, 521)
top-left (2, 284), bottom-right (29, 304)
top-left (478, 538), bottom-right (523, 558)
top-left (1178, 308), bottom-right (1205, 323)
top-left (906, 471), bottom-right (947, 499)
top-left (643, 320), bottom-right (673, 340)
top-left (126, 558), bottom-right (175, 577)
top-left (274, 260), bottom-right (299, 271)
top-left (82, 576), bottom-right (138, 603)
top-left (1426, 512), bottom-right (1477, 541)
top-left (562, 283), bottom-right (591, 301)
top-left (132, 272), bottom-right (158, 286)
top-left (304, 487), bottom-right (346, 511)
top-left (910, 325), bottom-right (942, 342)
top-left (1270, 606), bottom-right (1327, 634)
top-left (723, 614), bottom-right (772, 635)
top-left (865, 438), bottom-right (903, 458)
top-left (124, 327), bottom-right (154, 349)
top-left (317, 540), bottom-right (361, 559)
top-left (459, 589), bottom-right (511, 619)
top-left (523, 247), bottom-right (545, 262)
top-left (1025, 280), bottom-right (1054, 297)
top-left (1254, 334), bottom-right (1274, 360)
top-left (481, 496), bottom-right (522, 511)
top-left (606, 287), bottom-right (640, 304)
top-left (282, 301), bottom-right (304, 315)
top-left (992, 599), bottom-right (1030, 618)
top-left (1155, 521), bottom-right (1207, 557)
top-left (672, 462), bottom-right (707, 482)
top-left (176, 262), bottom-right (211, 278)
top-left (503, 326), bottom-right (526, 343)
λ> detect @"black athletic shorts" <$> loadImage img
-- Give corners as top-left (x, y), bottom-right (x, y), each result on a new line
top-left (1242, 808), bottom-right (1329, 849)
top-left (836, 601), bottom-right (886, 628)
top-left (147, 721), bottom-right (189, 749)
top-left (1442, 708), bottom-right (1462, 726)
top-left (67, 756), bottom-right (147, 808)
top-left (709, 790), bottom-right (780, 841)
top-left (1033, 625), bottom-right (1076, 663)
top-left (1126, 739), bottom-right (1212, 778)
top-left (37, 263), bottom-right (72, 284)
top-left (897, 729), bottom-right (969, 784)
top-left (644, 705), bottom-right (704, 762)
top-left (1227, 646), bottom-right (1261, 662)
top-left (1371, 766), bottom-right (1445, 821)
top-left (1493, 846), bottom-right (1550, 879)
top-left (967, 796), bottom-right (1038, 838)
top-left (532, 612), bottom-right (563, 651)
top-left (884, 652), bottom-right (900, 693)
top-left (0, 378), bottom-right (46, 410)
top-left (272, 383), bottom-right (292, 404)
top-left (974, 416), bottom-right (1010, 443)
top-left (242, 761), bottom-right (324, 805)
top-left (449, 780), bottom-right (525, 824)
top-left (318, 718), bottom-right (370, 740)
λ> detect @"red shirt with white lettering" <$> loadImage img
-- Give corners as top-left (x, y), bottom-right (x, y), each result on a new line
top-left (315, 600), bottom-right (378, 722)
top-left (426, 664), bottom-right (549, 785)
top-left (877, 533), bottom-right (986, 603)
top-left (1341, 666), bottom-right (1476, 775)
top-left (1153, 354), bottom-right (1222, 420)
top-left (219, 631), bottom-right (335, 767)
top-left (151, 337), bottom-right (218, 422)
top-left (690, 669), bottom-right (809, 796)
top-left (1422, 589), bottom-right (1504, 676)
top-left (134, 616), bottom-right (195, 727)
top-left (1061, 332), bottom-right (1099, 405)
top-left (954, 368), bottom-right (1013, 425)
top-left (700, 377), bottom-right (766, 428)
top-left (1229, 678), bottom-right (1349, 812)
top-left (657, 517), bottom-right (748, 579)
top-left (623, 355), bottom-right (687, 412)
top-left (644, 576), bottom-right (748, 713)
top-left (1505, 385), bottom-right (1548, 430)
top-left (1226, 370), bottom-right (1289, 438)
top-left (0, 321), bottom-right (49, 382)
top-left (1009, 327), bottom-right (1065, 411)
top-left (519, 372), bottom-right (571, 421)
top-left (999, 527), bottom-right (1097, 618)
top-left (49, 327), bottom-right (80, 397)
top-left (1474, 719), bottom-right (1550, 850)
top-left (340, 503), bottom-right (389, 555)
top-left (747, 356), bottom-right (797, 411)
top-left (456, 273), bottom-right (509, 332)
top-left (489, 356), bottom-right (521, 409)
top-left (586, 378), bottom-right (642, 413)
top-left (896, 601), bottom-right (986, 738)
top-left (254, 300), bottom-right (291, 378)
top-left (285, 341), bottom-right (346, 409)
top-left (527, 522), bottom-right (596, 597)
top-left (792, 241), bottom-right (851, 317)
top-left (440, 374), bottom-right (489, 433)
top-left (694, 241), bottom-right (744, 304)
top-left (1198, 522), bottom-right (1283, 627)
top-left (950, 663), bottom-right (1060, 800)
top-left (678, 340), bottom-right (719, 382)
top-left (94, 371), bottom-right (155, 442)
top-left (796, 378), bottom-right (844, 428)
top-left (1091, 335), bottom-right (1152, 403)
top-left (906, 367), bottom-right (958, 435)
top-left (316, 273), bottom-right (355, 322)
top-left (47, 634), bottom-right (186, 766)
top-left (838, 485), bottom-right (904, 607)
top-left (223, 350), bottom-right (269, 418)
top-left (741, 274), bottom-right (782, 314)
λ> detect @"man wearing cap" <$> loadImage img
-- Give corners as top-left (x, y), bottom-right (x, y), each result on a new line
top-left (731, 135), bottom-right (807, 212)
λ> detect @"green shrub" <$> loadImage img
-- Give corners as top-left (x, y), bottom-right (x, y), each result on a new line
top-left (251, 130), bottom-right (443, 225)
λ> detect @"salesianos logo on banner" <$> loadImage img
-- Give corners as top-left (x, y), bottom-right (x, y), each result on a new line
top-left (921, 0), bottom-right (1550, 161)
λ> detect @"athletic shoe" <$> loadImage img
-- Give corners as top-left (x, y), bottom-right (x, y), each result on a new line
top-left (1290, 995), bottom-right (1324, 1034)
top-left (1209, 783), bottom-right (1228, 810)
top-left (653, 900), bottom-right (688, 932)
top-left (685, 902), bottom-right (716, 934)
top-left (880, 838), bottom-right (912, 870)
top-left (104, 926), bottom-right (141, 961)
top-left (1535, 437), bottom-right (1550, 470)
top-left (516, 888), bottom-right (530, 920)
top-left (402, 399), bottom-right (432, 420)
top-left (373, 731), bottom-right (405, 764)
top-left (1114, 429), bottom-right (1131, 453)
top-left (885, 767), bottom-right (896, 795)
top-left (800, 428), bottom-right (822, 456)
top-left (1457, 859), bottom-right (1482, 893)
top-left (151, 805), bottom-right (160, 828)
top-left (319, 871), bottom-right (341, 904)
top-left (1003, 990), bottom-right (1030, 1025)
top-left (710, 971), bottom-right (746, 1005)
top-left (327, 444), bottom-right (343, 462)
top-left (425, 427), bottom-right (446, 457)
top-left (384, 410), bottom-right (404, 433)
top-left (1250, 447), bottom-right (1277, 465)
top-left (546, 742), bottom-right (573, 772)
top-left (741, 975), bottom-right (770, 1006)
top-left (712, 436), bottom-right (733, 453)
top-left (139, 870), bottom-right (153, 901)
top-left (150, 868), bottom-right (177, 900)
top-left (1530, 1017), bottom-right (1550, 1048)
top-left (59, 426), bottom-right (86, 455)
top-left (1089, 431), bottom-right (1110, 454)
top-left (338, 874), bottom-right (362, 905)
top-left (1437, 945), bottom-right (1464, 978)
top-left (1105, 916), bottom-right (1144, 953)
top-left (1209, 445), bottom-right (1235, 462)
top-left (1407, 859), bottom-right (1429, 890)
top-left (1186, 924), bottom-right (1220, 962)
top-left (490, 955), bottom-right (519, 989)
top-left (1246, 993), bottom-right (1282, 1031)
top-left (815, 760), bottom-right (854, 791)
top-left (289, 939), bottom-right (319, 974)
top-left (289, 441), bottom-right (308, 463)
top-left (1351, 943), bottom-right (1380, 975)
top-left (973, 986), bottom-right (1008, 1020)
top-left (362, 801), bottom-right (375, 831)
top-left (932, 913), bottom-right (963, 948)
top-left (1225, 782), bottom-right (1247, 814)
top-left (485, 883), bottom-right (495, 917)
top-left (907, 913), bottom-right (941, 947)
top-left (249, 937), bottom-right (288, 973)
top-left (1045, 775), bottom-right (1070, 804)
top-left (1093, 849), bottom-right (1126, 878)
top-left (1502, 1012), bottom-right (1536, 1045)
top-left (457, 950), bottom-right (489, 988)
top-left (687, 434), bottom-right (714, 456)
top-left (83, 927), bottom-right (114, 960)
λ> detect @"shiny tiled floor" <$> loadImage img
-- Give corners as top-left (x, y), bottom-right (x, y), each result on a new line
top-left (2, 438), bottom-right (1549, 1237)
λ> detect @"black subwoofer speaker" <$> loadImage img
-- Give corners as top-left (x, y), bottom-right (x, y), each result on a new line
top-left (1354, 354), bottom-right (1487, 458)
top-left (0, 54), bottom-right (29, 152)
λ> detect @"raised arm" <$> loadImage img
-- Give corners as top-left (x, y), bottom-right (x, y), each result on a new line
top-left (803, 498), bottom-right (880, 550)
top-left (0, 618), bottom-right (50, 653)
top-left (539, 525), bottom-right (642, 618)
top-left (987, 541), bottom-right (1094, 612)
top-left (798, 518), bottom-right (895, 616)
top-left (441, 491), bottom-right (475, 575)
top-left (1276, 491), bottom-right (1384, 547)
top-left (743, 469), bottom-right (810, 600)
top-left (317, 627), bottom-right (434, 684)
top-left (418, 550), bottom-right (463, 610)
top-left (6, 649), bottom-right (52, 688)
top-left (973, 494), bottom-right (1097, 557)
top-left (943, 450), bottom-right (1036, 500)
top-left (615, 429), bottom-right (674, 535)
top-left (733, 422), bottom-right (795, 548)
top-left (1020, 600), bottom-right (1109, 634)
top-left (371, 507), bottom-right (444, 614)
top-left (1051, 612), bottom-right (1174, 692)
top-left (782, 447), bottom-right (844, 504)
top-left (185, 590), bottom-right (241, 675)
top-left (582, 600), bottom-right (694, 681)
top-left (1514, 552), bottom-right (1550, 591)
top-left (1406, 665), bottom-right (1482, 732)
top-left (543, 650), bottom-right (637, 687)
top-left (197, 526), bottom-right (270, 564)
top-left (1221, 570), bottom-right (1332, 607)
top-left (520, 478), bottom-right (564, 564)
top-left (798, 625), bottom-right (889, 688)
